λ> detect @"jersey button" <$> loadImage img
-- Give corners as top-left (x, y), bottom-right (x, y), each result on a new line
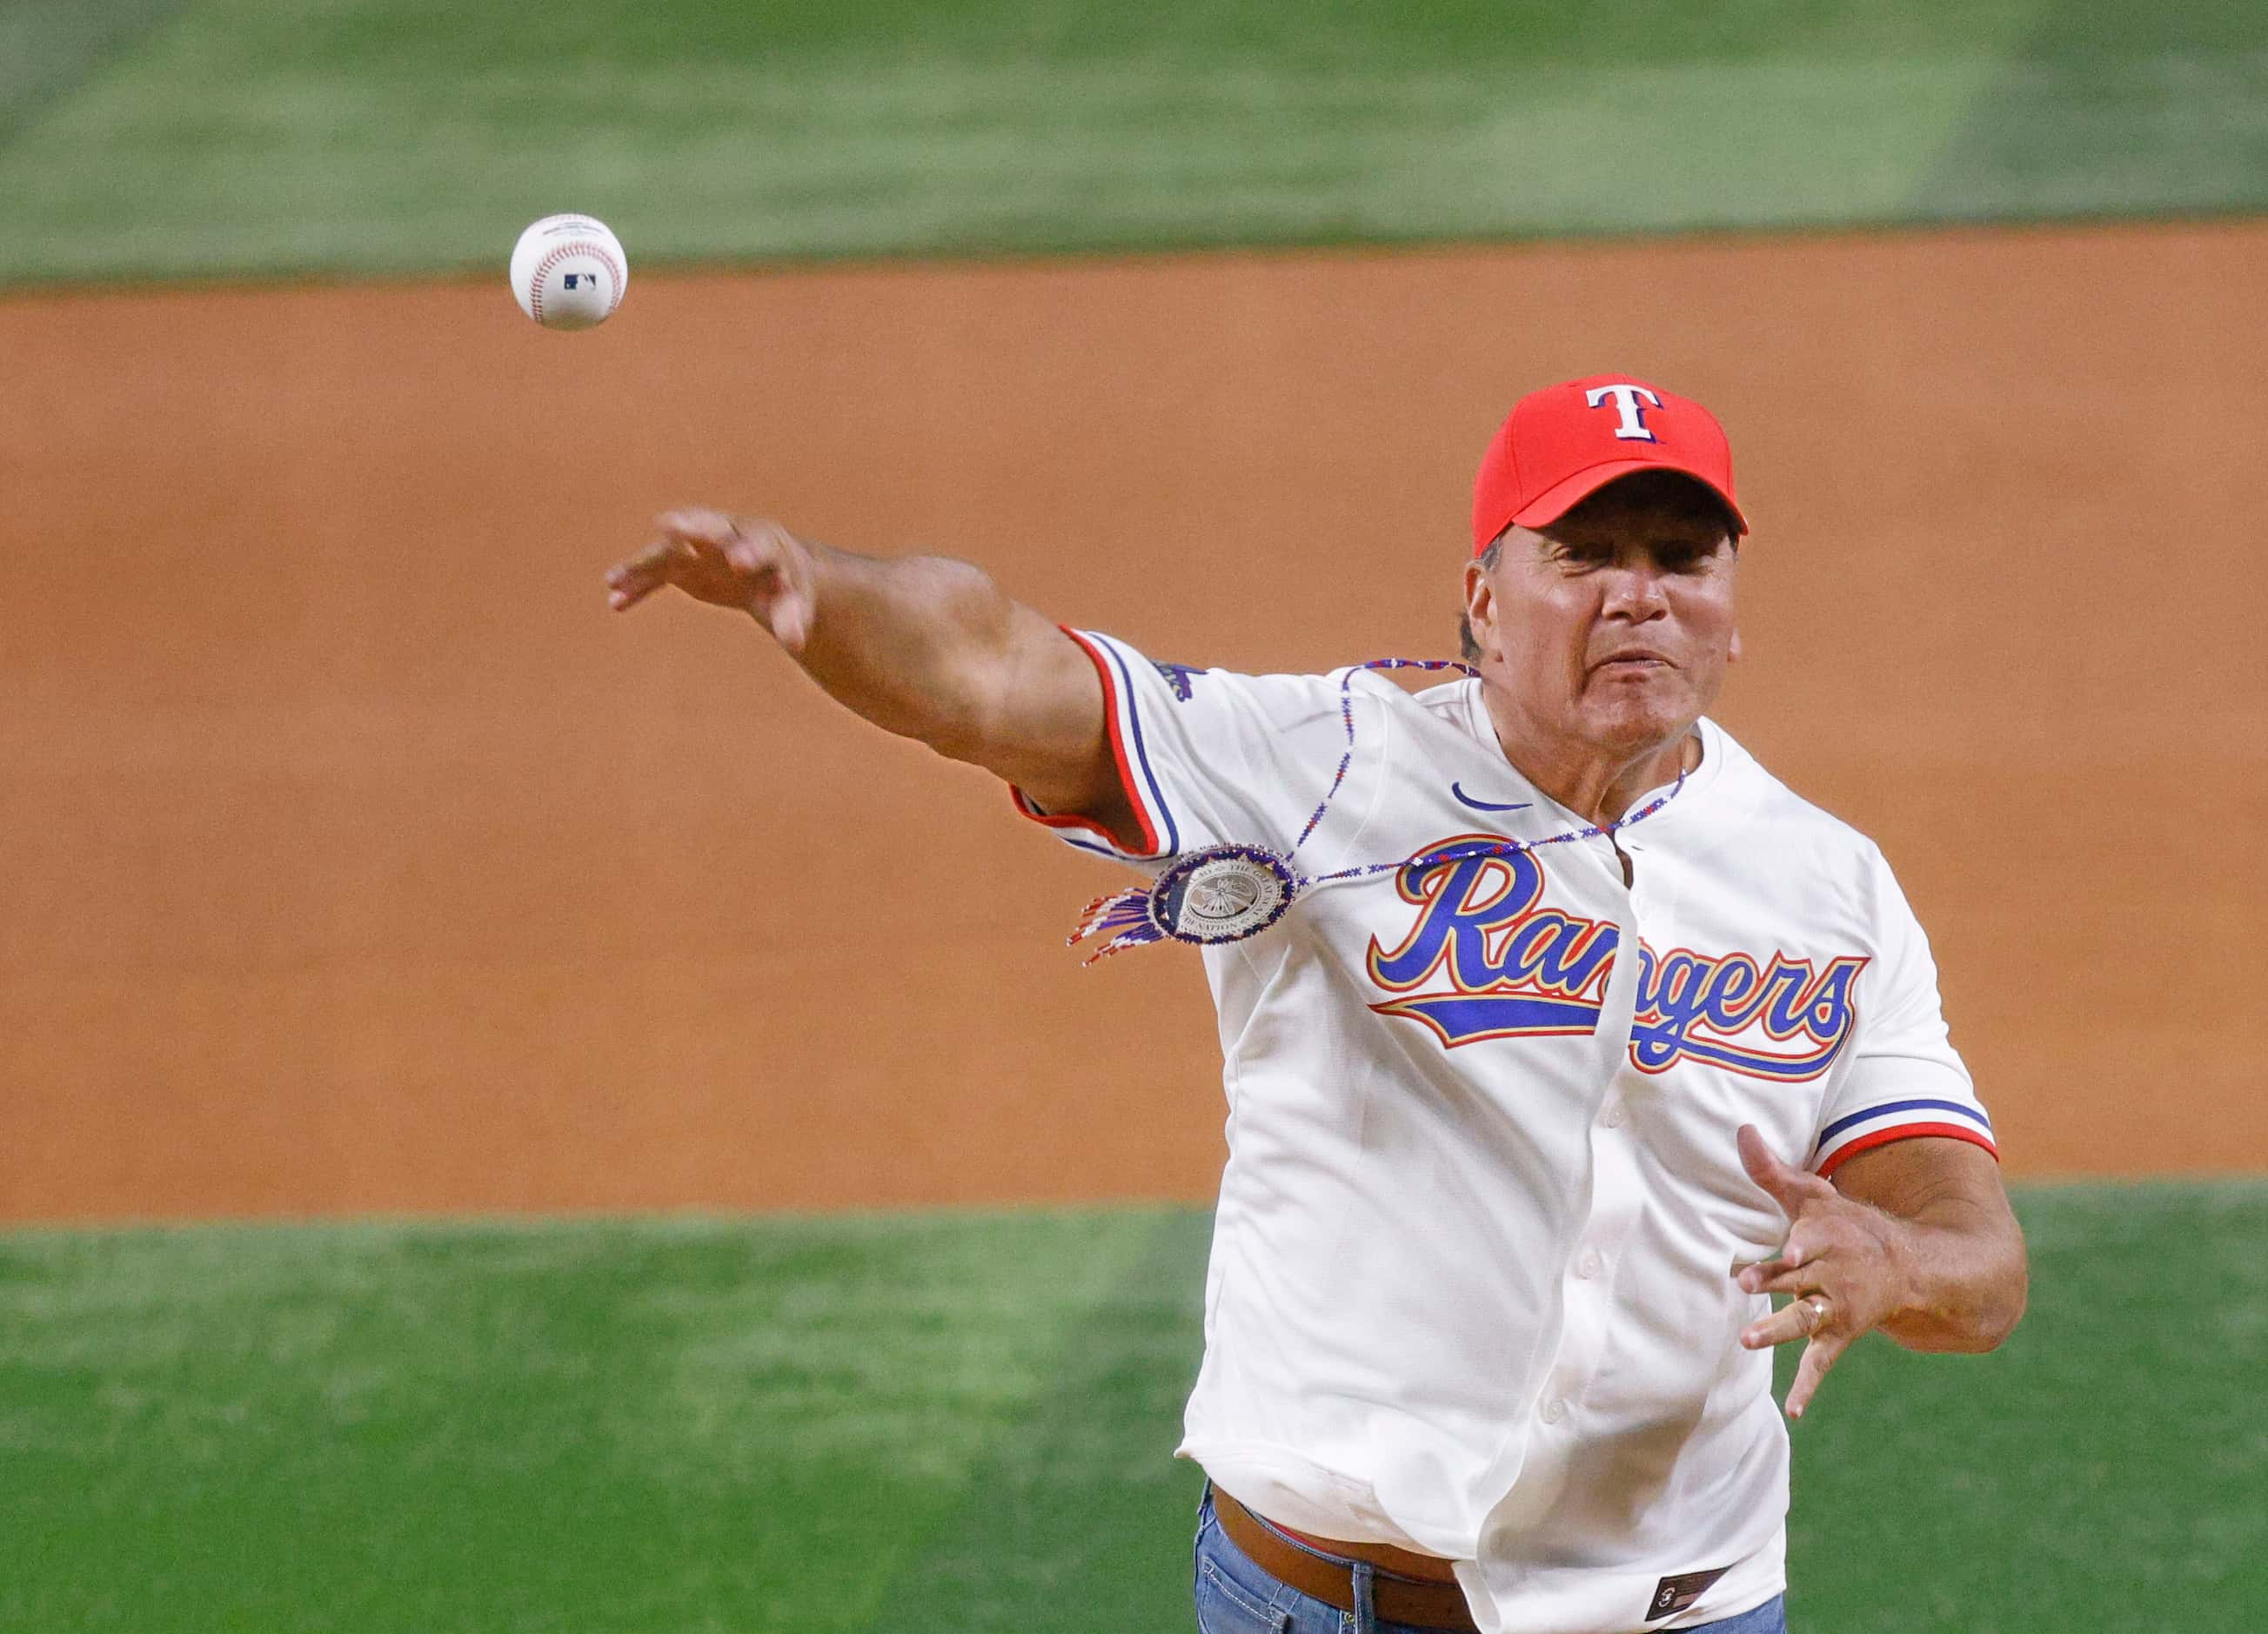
top-left (1602, 1100), bottom-right (1627, 1129)
top-left (1540, 1397), bottom-right (1568, 1425)
top-left (1576, 1250), bottom-right (1602, 1280)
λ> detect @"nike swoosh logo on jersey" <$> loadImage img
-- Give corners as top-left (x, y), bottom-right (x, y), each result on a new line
top-left (1450, 780), bottom-right (1532, 813)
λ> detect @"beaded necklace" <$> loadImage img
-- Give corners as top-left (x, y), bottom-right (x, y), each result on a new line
top-left (1068, 659), bottom-right (1687, 963)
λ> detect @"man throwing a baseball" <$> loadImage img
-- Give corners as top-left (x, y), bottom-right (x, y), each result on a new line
top-left (607, 375), bottom-right (2027, 1633)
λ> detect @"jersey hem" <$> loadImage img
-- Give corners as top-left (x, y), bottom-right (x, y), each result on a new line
top-left (1178, 1438), bottom-right (1464, 1557)
top-left (1654, 1565), bottom-right (1787, 1631)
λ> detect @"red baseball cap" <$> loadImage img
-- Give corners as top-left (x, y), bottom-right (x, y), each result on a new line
top-left (1470, 374), bottom-right (1748, 557)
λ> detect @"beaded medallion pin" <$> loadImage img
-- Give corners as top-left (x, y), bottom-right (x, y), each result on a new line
top-left (1068, 660), bottom-right (1686, 963)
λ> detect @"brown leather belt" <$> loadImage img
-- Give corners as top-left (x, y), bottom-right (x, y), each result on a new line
top-left (1211, 1488), bottom-right (1480, 1632)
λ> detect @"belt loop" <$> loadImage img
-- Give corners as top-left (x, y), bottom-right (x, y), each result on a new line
top-left (1350, 1559), bottom-right (1377, 1634)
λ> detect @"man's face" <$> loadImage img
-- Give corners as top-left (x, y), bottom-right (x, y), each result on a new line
top-left (1462, 472), bottom-right (1741, 760)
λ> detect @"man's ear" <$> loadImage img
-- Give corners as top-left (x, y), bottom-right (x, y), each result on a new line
top-left (1463, 559), bottom-right (1495, 656)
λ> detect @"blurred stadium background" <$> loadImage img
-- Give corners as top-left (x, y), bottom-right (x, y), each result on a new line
top-left (3, 3), bottom-right (2265, 1630)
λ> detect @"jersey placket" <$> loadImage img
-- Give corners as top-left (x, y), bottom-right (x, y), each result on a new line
top-left (1474, 833), bottom-right (1648, 1576)
top-left (1556, 819), bottom-right (1690, 1448)
top-left (1542, 832), bottom-right (1649, 1430)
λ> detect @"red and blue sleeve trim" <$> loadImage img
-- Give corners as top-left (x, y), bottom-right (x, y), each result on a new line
top-left (1812, 1097), bottom-right (1998, 1177)
top-left (1816, 1122), bottom-right (2000, 1178)
top-left (1007, 628), bottom-right (1179, 861)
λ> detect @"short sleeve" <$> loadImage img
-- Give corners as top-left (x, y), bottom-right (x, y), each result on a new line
top-left (1810, 847), bottom-right (1997, 1176)
top-left (1009, 628), bottom-right (1362, 866)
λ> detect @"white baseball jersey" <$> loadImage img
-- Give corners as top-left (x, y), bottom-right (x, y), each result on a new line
top-left (1014, 630), bottom-right (1997, 1634)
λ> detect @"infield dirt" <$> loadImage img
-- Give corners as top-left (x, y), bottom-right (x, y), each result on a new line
top-left (5, 219), bottom-right (2263, 1221)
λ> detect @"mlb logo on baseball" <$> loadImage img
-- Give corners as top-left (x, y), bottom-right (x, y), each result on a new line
top-left (510, 213), bottom-right (629, 331)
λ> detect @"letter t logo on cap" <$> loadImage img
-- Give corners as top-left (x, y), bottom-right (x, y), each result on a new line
top-left (1584, 383), bottom-right (1663, 442)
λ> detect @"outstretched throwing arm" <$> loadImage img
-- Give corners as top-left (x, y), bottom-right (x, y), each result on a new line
top-left (605, 510), bottom-right (1136, 841)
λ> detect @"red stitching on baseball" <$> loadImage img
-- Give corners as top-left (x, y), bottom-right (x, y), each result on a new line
top-left (526, 238), bottom-right (626, 325)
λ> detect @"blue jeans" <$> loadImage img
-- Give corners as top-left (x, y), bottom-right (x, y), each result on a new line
top-left (1193, 1490), bottom-right (1788, 1634)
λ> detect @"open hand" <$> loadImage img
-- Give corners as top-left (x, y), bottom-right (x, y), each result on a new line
top-left (606, 511), bottom-right (818, 653)
top-left (1729, 1123), bottom-right (1910, 1419)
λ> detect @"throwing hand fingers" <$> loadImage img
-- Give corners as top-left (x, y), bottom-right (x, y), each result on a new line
top-left (605, 511), bottom-right (818, 651)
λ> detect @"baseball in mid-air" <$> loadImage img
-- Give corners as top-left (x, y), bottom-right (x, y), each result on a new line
top-left (509, 214), bottom-right (628, 331)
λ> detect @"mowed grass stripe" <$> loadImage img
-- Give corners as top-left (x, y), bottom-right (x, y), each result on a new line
top-left (1918, 0), bottom-right (2268, 224)
top-left (1786, 1176), bottom-right (2268, 1633)
top-left (0, 0), bottom-right (193, 142)
top-left (0, 1206), bottom-right (1204, 1633)
top-left (2, 1182), bottom-right (2262, 1631)
top-left (3, 0), bottom-right (2266, 287)
top-left (860, 1209), bottom-right (1213, 1631)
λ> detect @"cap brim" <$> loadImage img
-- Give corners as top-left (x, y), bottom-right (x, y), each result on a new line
top-left (1509, 458), bottom-right (1750, 537)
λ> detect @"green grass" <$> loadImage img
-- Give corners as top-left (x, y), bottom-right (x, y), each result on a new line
top-left (1, 0), bottom-right (2265, 286)
top-left (0, 0), bottom-right (192, 141)
top-left (0, 1207), bottom-right (1213, 1633)
top-left (3, 1180), bottom-right (2264, 1631)
top-left (1785, 1178), bottom-right (2268, 1631)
